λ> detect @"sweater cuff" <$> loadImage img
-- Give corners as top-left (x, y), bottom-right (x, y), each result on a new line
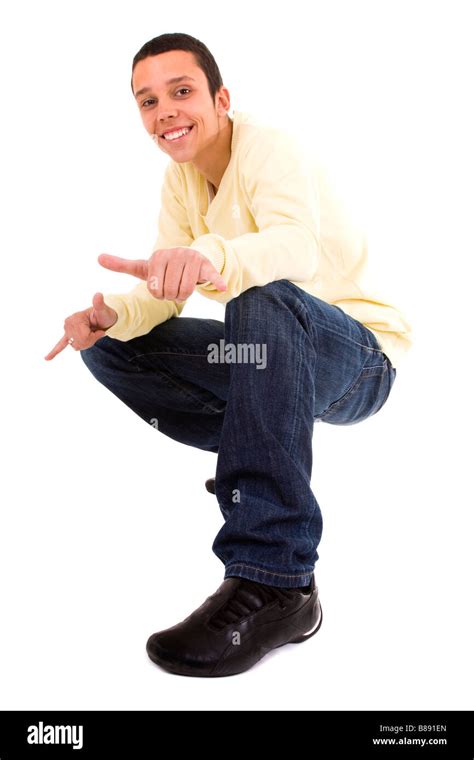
top-left (102, 294), bottom-right (129, 339)
top-left (192, 237), bottom-right (226, 290)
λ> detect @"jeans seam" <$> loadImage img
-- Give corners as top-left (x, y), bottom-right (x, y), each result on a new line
top-left (132, 361), bottom-right (225, 414)
top-left (286, 322), bottom-right (305, 459)
top-left (225, 563), bottom-right (312, 580)
top-left (127, 351), bottom-right (209, 363)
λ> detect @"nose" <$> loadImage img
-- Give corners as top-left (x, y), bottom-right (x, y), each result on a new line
top-left (156, 102), bottom-right (179, 129)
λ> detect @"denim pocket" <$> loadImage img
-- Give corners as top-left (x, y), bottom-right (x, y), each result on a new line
top-left (321, 359), bottom-right (393, 426)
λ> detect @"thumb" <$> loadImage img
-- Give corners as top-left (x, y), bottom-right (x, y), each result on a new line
top-left (199, 260), bottom-right (227, 292)
top-left (91, 292), bottom-right (117, 329)
top-left (92, 292), bottom-right (107, 312)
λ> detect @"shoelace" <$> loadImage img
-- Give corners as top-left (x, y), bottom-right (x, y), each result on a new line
top-left (208, 580), bottom-right (302, 630)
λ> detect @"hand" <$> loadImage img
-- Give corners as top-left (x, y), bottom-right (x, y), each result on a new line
top-left (44, 292), bottom-right (118, 361)
top-left (97, 247), bottom-right (227, 302)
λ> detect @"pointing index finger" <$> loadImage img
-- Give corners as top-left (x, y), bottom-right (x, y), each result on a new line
top-left (98, 253), bottom-right (148, 280)
top-left (44, 334), bottom-right (69, 361)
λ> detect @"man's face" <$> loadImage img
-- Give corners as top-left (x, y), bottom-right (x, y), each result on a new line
top-left (132, 49), bottom-right (229, 162)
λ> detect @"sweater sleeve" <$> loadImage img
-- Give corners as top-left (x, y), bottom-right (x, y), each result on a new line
top-left (103, 162), bottom-right (192, 341)
top-left (193, 129), bottom-right (321, 303)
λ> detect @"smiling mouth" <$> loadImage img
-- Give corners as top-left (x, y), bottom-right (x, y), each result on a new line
top-left (160, 125), bottom-right (194, 143)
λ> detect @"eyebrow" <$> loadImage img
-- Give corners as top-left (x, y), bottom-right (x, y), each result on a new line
top-left (134, 76), bottom-right (196, 99)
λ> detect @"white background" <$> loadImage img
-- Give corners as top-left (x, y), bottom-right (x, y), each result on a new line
top-left (0, 0), bottom-right (472, 710)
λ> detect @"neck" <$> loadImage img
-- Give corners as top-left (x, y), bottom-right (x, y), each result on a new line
top-left (192, 115), bottom-right (233, 190)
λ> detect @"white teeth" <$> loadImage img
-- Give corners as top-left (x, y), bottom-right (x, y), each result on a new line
top-left (162, 127), bottom-right (191, 141)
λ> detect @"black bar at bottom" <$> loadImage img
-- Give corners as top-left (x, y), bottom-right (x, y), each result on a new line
top-left (0, 710), bottom-right (472, 757)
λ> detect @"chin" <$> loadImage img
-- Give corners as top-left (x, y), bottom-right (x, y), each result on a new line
top-left (173, 150), bottom-right (196, 162)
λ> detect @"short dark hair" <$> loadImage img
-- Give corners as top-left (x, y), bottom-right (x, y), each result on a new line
top-left (131, 32), bottom-right (224, 102)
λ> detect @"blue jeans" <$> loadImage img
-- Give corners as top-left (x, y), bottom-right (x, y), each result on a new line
top-left (81, 280), bottom-right (396, 588)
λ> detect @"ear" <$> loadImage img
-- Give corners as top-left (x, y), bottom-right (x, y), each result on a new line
top-left (215, 86), bottom-right (231, 116)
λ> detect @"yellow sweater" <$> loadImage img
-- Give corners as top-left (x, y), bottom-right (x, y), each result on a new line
top-left (104, 110), bottom-right (412, 368)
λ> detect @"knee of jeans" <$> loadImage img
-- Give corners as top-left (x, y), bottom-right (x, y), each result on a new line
top-left (80, 341), bottom-right (109, 377)
top-left (227, 280), bottom-right (293, 314)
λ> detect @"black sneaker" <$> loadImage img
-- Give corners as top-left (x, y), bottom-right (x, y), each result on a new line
top-left (146, 574), bottom-right (322, 677)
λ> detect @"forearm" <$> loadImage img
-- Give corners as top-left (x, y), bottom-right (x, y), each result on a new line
top-left (103, 280), bottom-right (186, 341)
top-left (193, 224), bottom-right (319, 303)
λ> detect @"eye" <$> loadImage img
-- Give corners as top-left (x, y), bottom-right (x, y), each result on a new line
top-left (141, 88), bottom-right (190, 108)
